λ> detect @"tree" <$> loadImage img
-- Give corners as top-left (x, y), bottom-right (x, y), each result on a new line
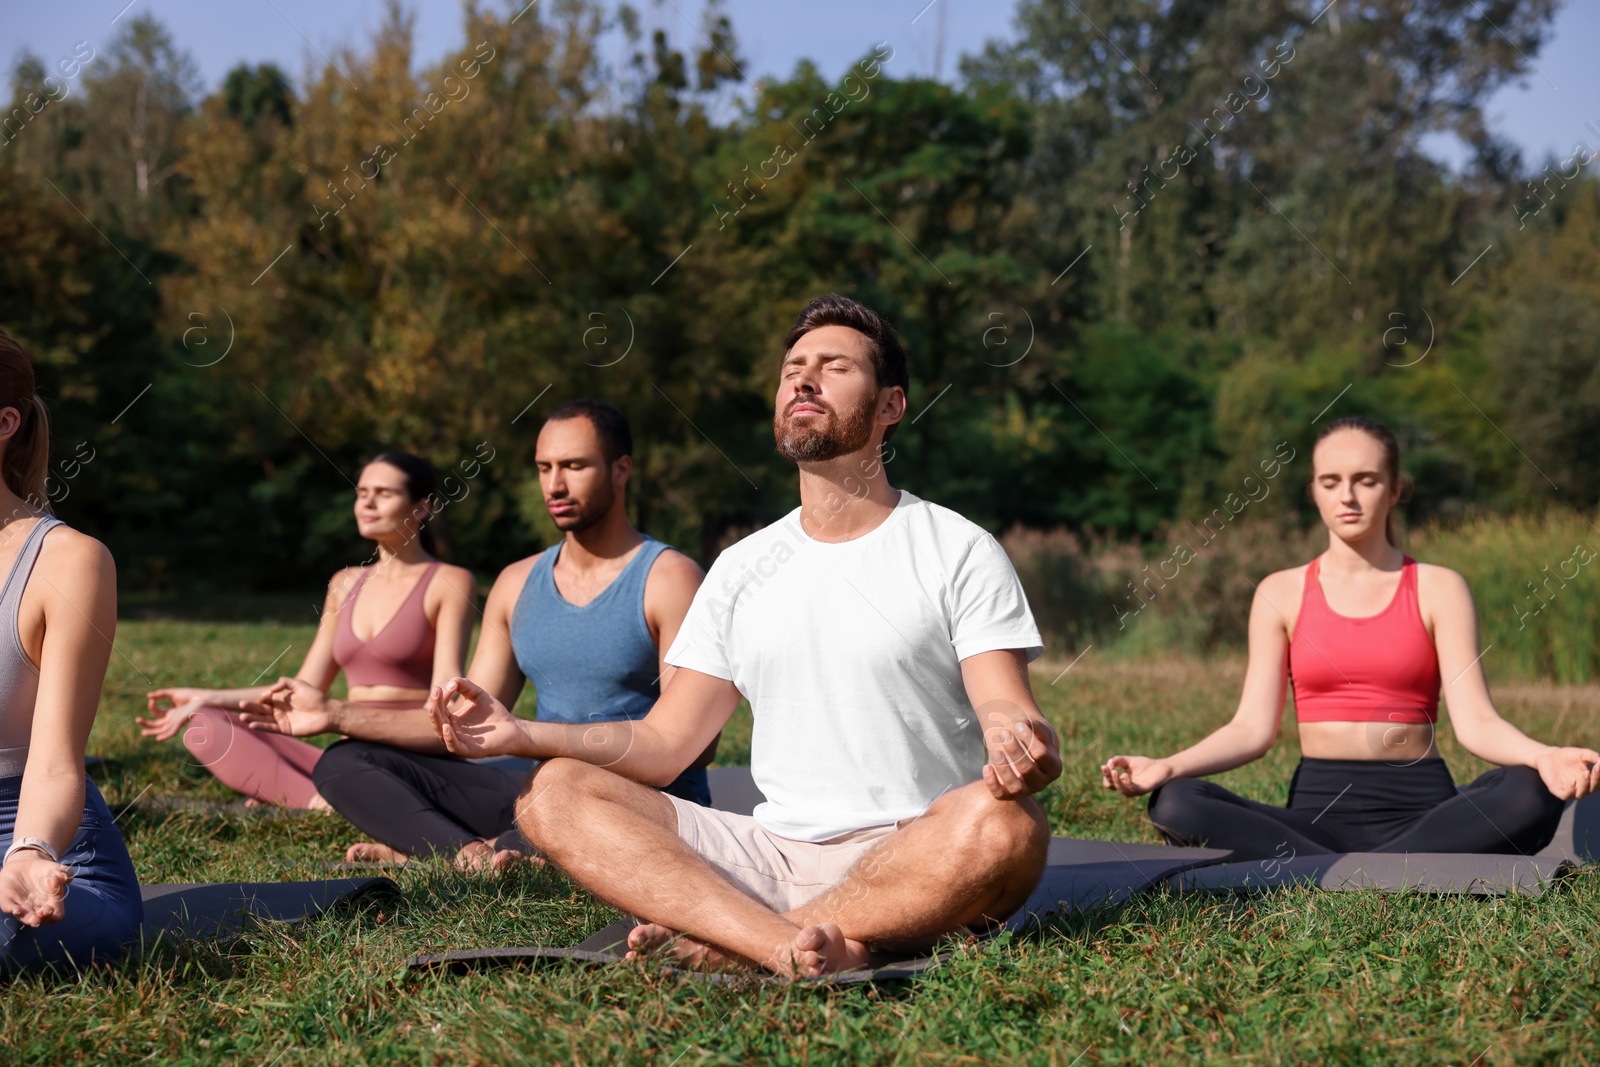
top-left (1490, 177), bottom-right (1600, 506)
top-left (223, 63), bottom-right (294, 128)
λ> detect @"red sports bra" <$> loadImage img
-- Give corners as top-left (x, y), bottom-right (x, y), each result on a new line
top-left (332, 563), bottom-right (440, 691)
top-left (1288, 556), bottom-right (1441, 724)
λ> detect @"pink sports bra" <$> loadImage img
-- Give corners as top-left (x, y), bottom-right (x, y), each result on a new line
top-left (332, 563), bottom-right (440, 691)
top-left (1289, 556), bottom-right (1441, 724)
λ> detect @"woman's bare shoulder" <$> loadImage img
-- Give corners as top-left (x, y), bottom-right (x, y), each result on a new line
top-left (1257, 563), bottom-right (1310, 599)
top-left (324, 564), bottom-right (371, 610)
top-left (429, 563), bottom-right (480, 602)
top-left (1413, 560), bottom-right (1472, 604)
top-left (36, 523), bottom-right (112, 574)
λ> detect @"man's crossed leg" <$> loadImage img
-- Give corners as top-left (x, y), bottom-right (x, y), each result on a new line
top-left (516, 757), bottom-right (1049, 977)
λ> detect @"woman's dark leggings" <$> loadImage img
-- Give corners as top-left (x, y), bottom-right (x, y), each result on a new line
top-left (1147, 758), bottom-right (1566, 861)
top-left (313, 740), bottom-right (711, 857)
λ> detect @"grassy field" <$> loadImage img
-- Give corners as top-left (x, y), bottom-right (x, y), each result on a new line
top-left (3, 620), bottom-right (1599, 1065)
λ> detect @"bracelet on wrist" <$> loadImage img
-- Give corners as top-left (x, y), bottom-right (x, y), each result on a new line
top-left (3, 837), bottom-right (60, 866)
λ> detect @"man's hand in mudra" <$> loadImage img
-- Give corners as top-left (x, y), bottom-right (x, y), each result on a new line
top-left (429, 677), bottom-right (526, 759)
top-left (237, 676), bottom-right (335, 738)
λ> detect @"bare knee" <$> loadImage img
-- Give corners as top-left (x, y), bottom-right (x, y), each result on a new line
top-left (514, 758), bottom-right (591, 850)
top-left (929, 783), bottom-right (1049, 873)
top-left (514, 758), bottom-right (668, 857)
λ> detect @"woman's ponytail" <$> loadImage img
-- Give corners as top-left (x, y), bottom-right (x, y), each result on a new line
top-left (0, 331), bottom-right (50, 512)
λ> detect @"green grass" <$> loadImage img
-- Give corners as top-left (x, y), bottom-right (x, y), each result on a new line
top-left (4, 623), bottom-right (1599, 1064)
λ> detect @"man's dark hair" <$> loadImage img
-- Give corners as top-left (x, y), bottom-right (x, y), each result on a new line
top-left (546, 399), bottom-right (633, 465)
top-left (781, 294), bottom-right (910, 442)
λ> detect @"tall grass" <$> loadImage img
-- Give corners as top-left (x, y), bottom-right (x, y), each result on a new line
top-left (1006, 508), bottom-right (1600, 684)
top-left (1413, 511), bottom-right (1600, 684)
top-left (1003, 516), bottom-right (1322, 659)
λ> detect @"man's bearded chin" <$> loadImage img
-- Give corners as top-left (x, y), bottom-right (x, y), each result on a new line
top-left (774, 399), bottom-right (876, 462)
top-left (553, 506), bottom-right (597, 532)
top-left (551, 478), bottom-right (615, 532)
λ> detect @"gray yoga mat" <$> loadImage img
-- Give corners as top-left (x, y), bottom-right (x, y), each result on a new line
top-left (1166, 790), bottom-right (1599, 896)
top-left (1536, 794), bottom-right (1600, 865)
top-left (1168, 851), bottom-right (1572, 896)
top-left (1007, 836), bottom-right (1233, 929)
top-left (707, 764), bottom-right (767, 818)
top-left (140, 878), bottom-right (400, 940)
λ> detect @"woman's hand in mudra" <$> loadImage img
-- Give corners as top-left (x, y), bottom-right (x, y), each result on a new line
top-left (1101, 755), bottom-right (1176, 797)
top-left (135, 700), bottom-right (203, 742)
top-left (0, 852), bottom-right (70, 927)
top-left (1534, 746), bottom-right (1600, 800)
top-left (145, 687), bottom-right (211, 712)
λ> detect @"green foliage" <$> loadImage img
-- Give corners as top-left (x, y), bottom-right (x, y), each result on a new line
top-left (222, 63), bottom-right (295, 128)
top-left (1490, 180), bottom-right (1600, 507)
top-left (0, 0), bottom-right (1596, 655)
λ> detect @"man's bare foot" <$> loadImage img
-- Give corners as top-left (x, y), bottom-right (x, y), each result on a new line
top-left (448, 836), bottom-right (545, 872)
top-left (306, 793), bottom-right (334, 813)
top-left (242, 797), bottom-right (266, 808)
top-left (624, 923), bottom-right (749, 972)
top-left (490, 848), bottom-right (540, 871)
top-left (345, 841), bottom-right (408, 865)
top-left (774, 923), bottom-right (871, 978)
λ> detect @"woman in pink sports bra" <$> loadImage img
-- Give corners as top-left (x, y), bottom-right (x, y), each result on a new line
top-left (1100, 417), bottom-right (1598, 859)
top-left (137, 452), bottom-right (476, 809)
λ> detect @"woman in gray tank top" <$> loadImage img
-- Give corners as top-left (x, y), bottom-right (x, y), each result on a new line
top-left (0, 328), bottom-right (142, 971)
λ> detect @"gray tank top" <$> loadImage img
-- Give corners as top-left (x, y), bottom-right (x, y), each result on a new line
top-left (0, 517), bottom-right (61, 778)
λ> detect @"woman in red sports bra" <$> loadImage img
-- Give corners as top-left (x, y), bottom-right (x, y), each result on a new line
top-left (1100, 417), bottom-right (1599, 859)
top-left (137, 452), bottom-right (476, 810)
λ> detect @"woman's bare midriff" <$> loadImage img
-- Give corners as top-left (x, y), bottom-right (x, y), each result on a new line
top-left (1297, 720), bottom-right (1438, 763)
top-left (347, 685), bottom-right (430, 708)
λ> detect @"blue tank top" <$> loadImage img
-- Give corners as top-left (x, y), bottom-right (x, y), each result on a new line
top-left (511, 536), bottom-right (667, 723)
top-left (509, 536), bottom-right (709, 806)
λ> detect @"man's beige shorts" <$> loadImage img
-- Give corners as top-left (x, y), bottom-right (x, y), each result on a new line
top-left (666, 794), bottom-right (906, 914)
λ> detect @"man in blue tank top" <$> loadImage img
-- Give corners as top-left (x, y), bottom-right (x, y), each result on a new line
top-left (241, 400), bottom-right (712, 869)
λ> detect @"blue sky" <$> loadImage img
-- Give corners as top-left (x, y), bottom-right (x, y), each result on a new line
top-left (8, 0), bottom-right (1598, 170)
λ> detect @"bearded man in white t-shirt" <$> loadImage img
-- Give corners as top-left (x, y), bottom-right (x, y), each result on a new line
top-left (430, 293), bottom-right (1061, 977)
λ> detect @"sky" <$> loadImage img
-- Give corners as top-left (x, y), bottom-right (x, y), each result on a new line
top-left (6, 0), bottom-right (1599, 171)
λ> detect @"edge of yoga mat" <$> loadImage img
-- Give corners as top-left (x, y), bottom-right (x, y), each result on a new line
top-left (139, 877), bottom-right (401, 941)
top-left (1004, 839), bottom-right (1233, 931)
top-left (134, 796), bottom-right (292, 821)
top-left (1167, 852), bottom-right (1573, 896)
top-left (405, 917), bottom-right (948, 986)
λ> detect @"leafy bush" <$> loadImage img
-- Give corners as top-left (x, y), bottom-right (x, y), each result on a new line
top-left (1413, 510), bottom-right (1600, 684)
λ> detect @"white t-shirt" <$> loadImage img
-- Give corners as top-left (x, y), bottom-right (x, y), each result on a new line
top-left (664, 490), bottom-right (1043, 842)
